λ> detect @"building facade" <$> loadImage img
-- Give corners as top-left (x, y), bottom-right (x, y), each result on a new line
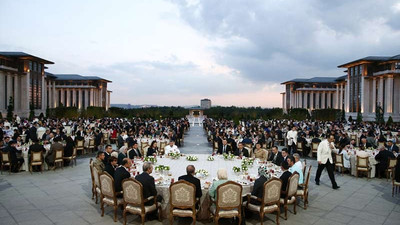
top-left (0, 52), bottom-right (112, 118)
top-left (281, 54), bottom-right (400, 121)
top-left (200, 98), bottom-right (211, 109)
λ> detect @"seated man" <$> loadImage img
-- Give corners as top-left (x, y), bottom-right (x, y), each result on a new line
top-left (179, 165), bottom-right (202, 200)
top-left (128, 141), bottom-right (142, 159)
top-left (279, 161), bottom-right (292, 198)
top-left (288, 154), bottom-right (303, 185)
top-left (375, 145), bottom-right (395, 178)
top-left (387, 140), bottom-right (399, 153)
top-left (268, 146), bottom-right (283, 166)
top-left (217, 139), bottom-right (232, 155)
top-left (93, 151), bottom-right (105, 173)
top-left (164, 140), bottom-right (180, 155)
top-left (2, 140), bottom-right (24, 172)
top-left (45, 137), bottom-right (63, 168)
top-left (114, 158), bottom-right (131, 193)
top-left (237, 142), bottom-right (250, 157)
top-left (135, 162), bottom-right (162, 205)
top-left (28, 138), bottom-right (46, 171)
top-left (104, 144), bottom-right (113, 165)
top-left (105, 156), bottom-right (118, 177)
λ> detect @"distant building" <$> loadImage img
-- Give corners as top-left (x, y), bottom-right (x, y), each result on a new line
top-left (0, 51), bottom-right (112, 118)
top-left (281, 54), bottom-right (400, 121)
top-left (200, 98), bottom-right (211, 109)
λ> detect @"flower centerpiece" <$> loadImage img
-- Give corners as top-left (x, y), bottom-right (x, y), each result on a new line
top-left (144, 156), bottom-right (157, 164)
top-left (168, 152), bottom-right (180, 159)
top-left (196, 169), bottom-right (209, 177)
top-left (241, 164), bottom-right (249, 173)
top-left (186, 155), bottom-right (198, 161)
top-left (154, 165), bottom-right (170, 172)
top-left (232, 166), bottom-right (241, 173)
top-left (223, 153), bottom-right (235, 160)
top-left (207, 155), bottom-right (215, 161)
top-left (241, 158), bottom-right (254, 167)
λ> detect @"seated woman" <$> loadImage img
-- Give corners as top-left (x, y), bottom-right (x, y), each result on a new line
top-left (146, 140), bottom-right (158, 157)
top-left (253, 143), bottom-right (268, 160)
top-left (63, 136), bottom-right (75, 166)
top-left (247, 165), bottom-right (270, 205)
top-left (209, 168), bottom-right (229, 200)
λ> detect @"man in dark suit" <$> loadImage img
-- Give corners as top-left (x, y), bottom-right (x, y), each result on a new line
top-left (2, 140), bottom-right (24, 172)
top-left (103, 144), bottom-right (113, 165)
top-left (359, 138), bottom-right (372, 150)
top-left (281, 148), bottom-right (289, 163)
top-left (128, 142), bottom-right (142, 159)
top-left (135, 162), bottom-right (162, 205)
top-left (117, 132), bottom-right (125, 149)
top-left (375, 145), bottom-right (395, 178)
top-left (250, 166), bottom-right (270, 204)
top-left (268, 146), bottom-right (284, 166)
top-left (178, 165), bottom-right (202, 199)
top-left (387, 140), bottom-right (399, 153)
top-left (45, 137), bottom-right (63, 168)
top-left (114, 158), bottom-right (131, 193)
top-left (237, 142), bottom-right (250, 157)
top-left (218, 139), bottom-right (232, 154)
top-left (26, 123), bottom-right (38, 143)
top-left (279, 160), bottom-right (292, 198)
top-left (105, 156), bottom-right (118, 177)
top-left (28, 138), bottom-right (46, 154)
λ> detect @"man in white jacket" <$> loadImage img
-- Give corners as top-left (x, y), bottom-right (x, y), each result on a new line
top-left (286, 126), bottom-right (298, 155)
top-left (315, 135), bottom-right (340, 189)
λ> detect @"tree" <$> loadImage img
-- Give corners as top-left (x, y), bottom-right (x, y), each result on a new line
top-left (6, 96), bottom-right (14, 121)
top-left (348, 116), bottom-right (353, 123)
top-left (29, 103), bottom-right (35, 120)
top-left (341, 109), bottom-right (346, 122)
top-left (386, 116), bottom-right (394, 126)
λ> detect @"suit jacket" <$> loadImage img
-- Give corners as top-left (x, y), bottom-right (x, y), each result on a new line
top-left (388, 145), bottom-right (399, 153)
top-left (128, 148), bottom-right (142, 159)
top-left (46, 142), bottom-right (63, 164)
top-left (117, 152), bottom-right (126, 165)
top-left (375, 150), bottom-right (395, 171)
top-left (2, 146), bottom-right (21, 164)
top-left (105, 164), bottom-right (116, 177)
top-left (251, 175), bottom-right (268, 199)
top-left (317, 140), bottom-right (334, 164)
top-left (28, 143), bottom-right (45, 154)
top-left (237, 148), bottom-right (249, 157)
top-left (146, 147), bottom-right (157, 157)
top-left (114, 166), bottom-right (130, 192)
top-left (268, 152), bottom-right (284, 166)
top-left (178, 174), bottom-right (202, 198)
top-left (104, 152), bottom-right (111, 165)
top-left (217, 144), bottom-right (232, 154)
top-left (279, 171), bottom-right (292, 198)
top-left (117, 136), bottom-right (124, 149)
top-left (135, 172), bottom-right (157, 199)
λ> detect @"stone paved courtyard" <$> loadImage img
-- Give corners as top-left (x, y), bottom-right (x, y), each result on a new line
top-left (0, 126), bottom-right (399, 225)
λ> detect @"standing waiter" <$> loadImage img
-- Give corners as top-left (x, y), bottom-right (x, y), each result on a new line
top-left (315, 135), bottom-right (340, 189)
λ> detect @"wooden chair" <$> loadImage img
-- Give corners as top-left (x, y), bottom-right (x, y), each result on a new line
top-left (54, 149), bottom-right (64, 170)
top-left (378, 142), bottom-right (385, 148)
top-left (210, 181), bottom-right (243, 225)
top-left (30, 151), bottom-right (43, 173)
top-left (0, 151), bottom-right (11, 174)
top-left (103, 132), bottom-right (110, 144)
top-left (280, 173), bottom-right (299, 220)
top-left (141, 141), bottom-right (149, 156)
top-left (392, 169), bottom-right (400, 197)
top-left (213, 141), bottom-right (219, 152)
top-left (244, 178), bottom-right (282, 225)
top-left (386, 158), bottom-right (397, 181)
top-left (275, 134), bottom-right (284, 146)
top-left (296, 142), bottom-right (303, 156)
top-left (89, 159), bottom-right (96, 200)
top-left (122, 178), bottom-right (161, 225)
top-left (356, 156), bottom-right (370, 179)
top-left (297, 165), bottom-right (312, 209)
top-left (88, 139), bottom-right (95, 153)
top-left (63, 147), bottom-right (77, 167)
top-left (76, 140), bottom-right (85, 155)
top-left (169, 180), bottom-right (198, 225)
top-left (159, 141), bottom-right (167, 155)
top-left (311, 143), bottom-right (319, 157)
top-left (92, 163), bottom-right (102, 204)
top-left (100, 172), bottom-right (124, 222)
top-left (334, 153), bottom-right (345, 175)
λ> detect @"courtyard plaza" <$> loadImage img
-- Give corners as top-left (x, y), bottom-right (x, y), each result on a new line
top-left (0, 125), bottom-right (399, 225)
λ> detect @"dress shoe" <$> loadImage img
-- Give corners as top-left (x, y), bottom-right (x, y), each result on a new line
top-left (333, 186), bottom-right (340, 189)
top-left (315, 181), bottom-right (320, 185)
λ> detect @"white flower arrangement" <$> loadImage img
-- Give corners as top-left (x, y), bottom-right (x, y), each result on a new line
top-left (233, 166), bottom-right (241, 173)
top-left (186, 155), bottom-right (198, 161)
top-left (207, 155), bottom-right (215, 161)
top-left (196, 169), bottom-right (209, 177)
top-left (241, 158), bottom-right (254, 167)
top-left (154, 165), bottom-right (170, 171)
top-left (223, 153), bottom-right (235, 160)
top-left (168, 152), bottom-right (181, 159)
top-left (144, 156), bottom-right (157, 163)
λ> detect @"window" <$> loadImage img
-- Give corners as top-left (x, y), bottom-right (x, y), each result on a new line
top-left (395, 62), bottom-right (400, 70)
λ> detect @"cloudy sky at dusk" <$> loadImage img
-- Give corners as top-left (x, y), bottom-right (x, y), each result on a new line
top-left (1, 0), bottom-right (400, 107)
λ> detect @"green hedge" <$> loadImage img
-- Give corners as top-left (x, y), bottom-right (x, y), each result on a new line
top-left (287, 108), bottom-right (309, 121)
top-left (48, 106), bottom-right (80, 119)
top-left (311, 108), bottom-right (341, 121)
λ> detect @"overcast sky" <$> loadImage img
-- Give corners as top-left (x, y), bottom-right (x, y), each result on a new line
top-left (1, 0), bottom-right (400, 107)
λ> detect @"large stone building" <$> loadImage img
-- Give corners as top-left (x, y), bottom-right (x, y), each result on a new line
top-left (200, 98), bottom-right (211, 109)
top-left (0, 52), bottom-right (111, 118)
top-left (281, 54), bottom-right (400, 121)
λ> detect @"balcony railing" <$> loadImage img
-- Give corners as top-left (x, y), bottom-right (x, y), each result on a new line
top-left (373, 69), bottom-right (400, 76)
top-left (0, 65), bottom-right (18, 72)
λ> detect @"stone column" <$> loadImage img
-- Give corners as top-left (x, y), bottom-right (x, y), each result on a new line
top-left (327, 92), bottom-right (331, 108)
top-left (336, 85), bottom-right (339, 108)
top-left (90, 89), bottom-right (94, 106)
top-left (360, 76), bottom-right (365, 113)
top-left (99, 87), bottom-right (103, 108)
top-left (105, 91), bottom-right (109, 111)
top-left (22, 72), bottom-right (30, 113)
top-left (78, 89), bottom-right (83, 109)
top-left (310, 91), bottom-right (314, 110)
top-left (52, 81), bottom-right (56, 108)
top-left (385, 75), bottom-right (393, 113)
top-left (66, 89), bottom-right (70, 107)
top-left (345, 82), bottom-right (350, 112)
top-left (378, 77), bottom-right (384, 109)
top-left (41, 75), bottom-right (46, 111)
top-left (13, 75), bottom-right (19, 111)
top-left (340, 84), bottom-right (344, 110)
top-left (0, 72), bottom-right (5, 110)
top-left (372, 78), bottom-right (376, 113)
top-left (304, 91), bottom-right (308, 109)
top-left (394, 77), bottom-right (400, 114)
top-left (321, 92), bottom-right (326, 109)
top-left (315, 92), bottom-right (320, 109)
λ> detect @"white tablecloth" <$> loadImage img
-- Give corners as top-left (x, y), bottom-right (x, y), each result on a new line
top-left (349, 150), bottom-right (378, 178)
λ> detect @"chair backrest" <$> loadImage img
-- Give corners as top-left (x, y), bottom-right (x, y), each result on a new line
top-left (124, 142), bottom-right (128, 148)
top-left (72, 147), bottom-right (77, 157)
top-left (287, 173), bottom-right (300, 197)
top-left (388, 158), bottom-right (397, 168)
top-left (378, 142), bottom-right (385, 148)
top-left (89, 139), bottom-right (95, 146)
top-left (55, 149), bottom-right (64, 159)
top-left (335, 153), bottom-right (343, 164)
top-left (89, 158), bottom-right (94, 182)
top-left (77, 140), bottom-right (84, 148)
top-left (31, 151), bottom-right (42, 162)
top-left (357, 156), bottom-right (369, 168)
top-left (312, 143), bottom-right (319, 151)
top-left (297, 142), bottom-right (302, 149)
top-left (244, 143), bottom-right (252, 150)
top-left (304, 165), bottom-right (312, 190)
top-left (170, 180), bottom-right (196, 208)
top-left (92, 165), bottom-right (101, 188)
top-left (1, 152), bottom-right (10, 163)
top-left (100, 172), bottom-right (115, 199)
top-left (122, 178), bottom-right (143, 205)
top-left (351, 134), bottom-right (357, 141)
top-left (263, 178), bottom-right (282, 205)
top-left (216, 181), bottom-right (242, 209)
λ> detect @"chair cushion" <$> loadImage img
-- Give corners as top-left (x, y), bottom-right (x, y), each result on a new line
top-left (172, 209), bottom-right (196, 217)
top-left (335, 163), bottom-right (343, 167)
top-left (280, 196), bottom-right (296, 204)
top-left (394, 181), bottom-right (400, 185)
top-left (357, 168), bottom-right (368, 171)
top-left (243, 201), bottom-right (278, 213)
top-left (126, 203), bottom-right (157, 214)
top-left (296, 190), bottom-right (304, 196)
top-left (103, 197), bottom-right (124, 206)
top-left (210, 205), bottom-right (239, 217)
top-left (31, 162), bottom-right (42, 166)
top-left (54, 159), bottom-right (63, 163)
top-left (96, 187), bottom-right (101, 194)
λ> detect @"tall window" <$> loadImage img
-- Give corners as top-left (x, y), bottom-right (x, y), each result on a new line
top-left (349, 66), bottom-right (362, 112)
top-left (30, 67), bottom-right (42, 109)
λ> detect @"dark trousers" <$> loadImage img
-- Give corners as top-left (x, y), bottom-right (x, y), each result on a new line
top-left (288, 143), bottom-right (297, 155)
top-left (315, 160), bottom-right (337, 187)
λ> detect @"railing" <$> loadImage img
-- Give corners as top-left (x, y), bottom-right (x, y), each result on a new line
top-left (0, 65), bottom-right (18, 72)
top-left (373, 69), bottom-right (400, 76)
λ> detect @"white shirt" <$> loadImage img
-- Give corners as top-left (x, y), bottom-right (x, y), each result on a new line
top-left (286, 130), bottom-right (298, 145)
top-left (164, 145), bottom-right (180, 155)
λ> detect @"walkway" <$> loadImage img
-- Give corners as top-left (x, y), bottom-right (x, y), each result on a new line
top-left (180, 124), bottom-right (211, 154)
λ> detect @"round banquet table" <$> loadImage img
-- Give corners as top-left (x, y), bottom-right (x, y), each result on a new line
top-left (349, 150), bottom-right (378, 178)
top-left (131, 154), bottom-right (283, 220)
